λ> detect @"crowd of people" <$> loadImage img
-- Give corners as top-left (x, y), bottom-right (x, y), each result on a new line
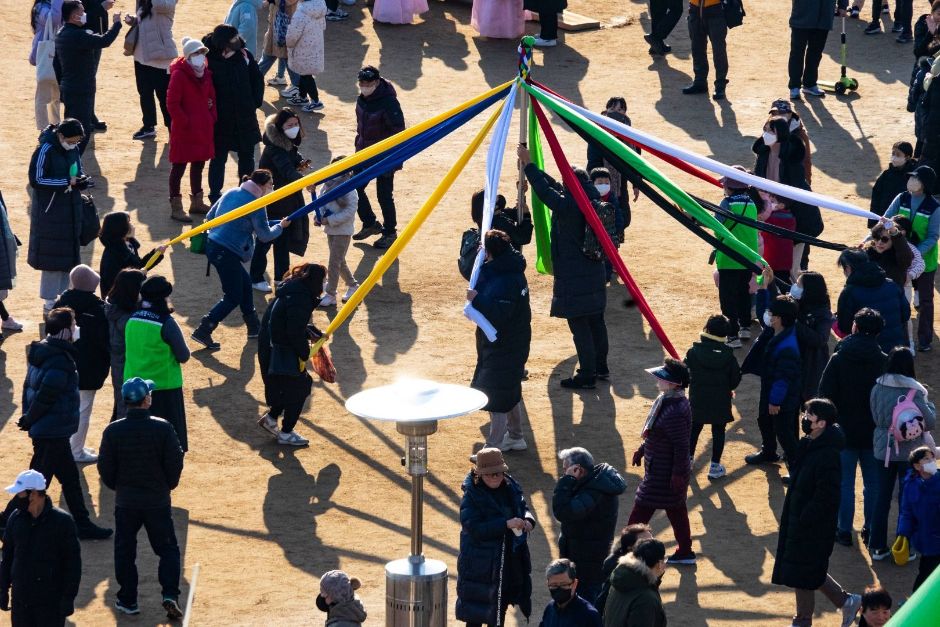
top-left (0, 0), bottom-right (938, 625)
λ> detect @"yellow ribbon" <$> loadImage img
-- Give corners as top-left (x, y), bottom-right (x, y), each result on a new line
top-left (143, 80), bottom-right (514, 271)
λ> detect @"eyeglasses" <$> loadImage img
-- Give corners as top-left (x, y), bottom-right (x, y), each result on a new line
top-left (877, 236), bottom-right (891, 244)
top-left (482, 472), bottom-right (504, 478)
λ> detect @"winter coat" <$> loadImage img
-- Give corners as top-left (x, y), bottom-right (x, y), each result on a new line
top-left (772, 424), bottom-right (845, 590)
top-left (206, 187), bottom-right (283, 262)
top-left (225, 0), bottom-right (265, 56)
top-left (913, 15), bottom-right (940, 58)
top-left (0, 497), bottom-right (81, 616)
top-left (741, 326), bottom-right (802, 415)
top-left (602, 553), bottom-right (667, 627)
top-left (470, 250), bottom-right (531, 413)
top-left (635, 393), bottom-right (691, 510)
top-left (897, 469), bottom-right (940, 556)
top-left (922, 67), bottom-right (940, 144)
top-left (55, 21), bottom-right (122, 94)
top-left (325, 596), bottom-right (368, 625)
top-left (97, 407), bottom-right (184, 509)
top-left (262, 0), bottom-right (298, 58)
top-left (456, 472), bottom-right (535, 625)
top-left (285, 0), bottom-right (326, 76)
top-left (789, 0), bottom-right (843, 31)
top-left (867, 234), bottom-right (914, 288)
top-left (552, 463), bottom-right (627, 588)
top-left (817, 334), bottom-right (887, 450)
top-left (258, 115), bottom-right (309, 254)
top-left (491, 210), bottom-right (534, 249)
top-left (133, 0), bottom-right (177, 68)
top-left (84, 0), bottom-right (110, 34)
top-left (105, 302), bottom-right (134, 363)
top-left (29, 0), bottom-right (62, 66)
top-left (27, 126), bottom-right (84, 272)
top-left (258, 277), bottom-right (317, 405)
top-left (836, 261), bottom-right (910, 353)
top-left (98, 238), bottom-right (161, 298)
top-left (0, 192), bottom-right (18, 291)
top-left (794, 305), bottom-right (832, 401)
top-left (53, 289), bottom-right (111, 391)
top-left (22, 339), bottom-right (80, 440)
top-left (753, 135), bottom-right (822, 237)
top-left (355, 79), bottom-right (405, 152)
top-left (539, 594), bottom-right (603, 627)
top-left (522, 163), bottom-right (607, 319)
top-left (870, 374), bottom-right (937, 463)
top-left (319, 180), bottom-right (358, 236)
top-left (870, 163), bottom-right (916, 223)
top-left (910, 58), bottom-right (931, 143)
top-left (685, 335), bottom-right (741, 424)
top-left (166, 57), bottom-right (217, 164)
top-left (203, 39), bottom-right (264, 152)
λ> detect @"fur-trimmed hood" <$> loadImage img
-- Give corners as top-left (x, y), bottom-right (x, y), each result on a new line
top-left (611, 552), bottom-right (659, 590)
top-left (263, 114), bottom-right (298, 152)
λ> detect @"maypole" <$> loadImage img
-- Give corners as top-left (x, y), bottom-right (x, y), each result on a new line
top-left (516, 36), bottom-right (534, 222)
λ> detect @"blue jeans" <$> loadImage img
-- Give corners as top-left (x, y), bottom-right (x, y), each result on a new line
top-left (206, 239), bottom-right (256, 324)
top-left (837, 448), bottom-right (879, 534)
top-left (257, 55), bottom-right (286, 78)
top-left (868, 460), bottom-right (908, 552)
top-left (115, 505), bottom-right (181, 605)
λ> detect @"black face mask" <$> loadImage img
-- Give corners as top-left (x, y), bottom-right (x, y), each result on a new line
top-left (16, 494), bottom-right (30, 512)
top-left (550, 587), bottom-right (572, 605)
top-left (228, 39), bottom-right (243, 52)
top-left (315, 594), bottom-right (332, 613)
top-left (801, 418), bottom-right (814, 435)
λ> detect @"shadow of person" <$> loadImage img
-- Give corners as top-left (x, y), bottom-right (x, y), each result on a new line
top-left (362, 257), bottom-right (417, 365)
top-left (190, 341), bottom-right (262, 448)
top-left (0, 341), bottom-right (14, 431)
top-left (124, 141), bottom-right (178, 243)
top-left (317, 9), bottom-right (369, 106)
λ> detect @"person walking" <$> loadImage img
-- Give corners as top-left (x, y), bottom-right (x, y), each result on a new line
top-left (104, 269), bottom-right (145, 421)
top-left (29, 0), bottom-right (63, 129)
top-left (645, 0), bottom-right (683, 55)
top-left (128, 0), bottom-right (177, 141)
top-left (225, 0), bottom-right (265, 56)
top-left (537, 559), bottom-right (603, 627)
top-left (898, 446), bottom-right (940, 591)
top-left (628, 359), bottom-right (695, 564)
top-left (518, 145), bottom-right (608, 390)
top-left (317, 157), bottom-right (360, 306)
top-left (683, 0), bottom-right (729, 99)
top-left (166, 36), bottom-right (216, 223)
top-left (551, 447), bottom-right (626, 603)
top-left (55, 1), bottom-right (122, 154)
top-left (123, 276), bottom-right (191, 451)
top-left (285, 0), bottom-right (327, 112)
top-left (468, 230), bottom-right (532, 451)
top-left (456, 448), bottom-right (535, 626)
top-left (835, 249), bottom-right (911, 352)
top-left (98, 377), bottom-right (185, 619)
top-left (351, 66), bottom-right (405, 250)
top-left (257, 263), bottom-right (326, 447)
top-left (191, 170), bottom-right (289, 350)
top-left (97, 211), bottom-right (164, 298)
top-left (602, 538), bottom-right (668, 627)
top-left (0, 469), bottom-right (81, 626)
top-left (788, 0), bottom-right (848, 100)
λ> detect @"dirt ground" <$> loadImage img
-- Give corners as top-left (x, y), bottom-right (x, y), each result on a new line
top-left (1, 0), bottom-right (937, 625)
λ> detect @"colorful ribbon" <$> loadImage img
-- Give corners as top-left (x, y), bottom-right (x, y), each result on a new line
top-left (528, 103), bottom-right (552, 275)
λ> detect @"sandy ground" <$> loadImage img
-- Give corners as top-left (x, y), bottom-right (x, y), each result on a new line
top-left (1, 0), bottom-right (938, 625)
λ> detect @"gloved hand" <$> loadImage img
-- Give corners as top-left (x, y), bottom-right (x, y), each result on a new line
top-left (671, 474), bottom-right (688, 494)
top-left (631, 449), bottom-right (643, 467)
top-left (16, 416), bottom-right (33, 432)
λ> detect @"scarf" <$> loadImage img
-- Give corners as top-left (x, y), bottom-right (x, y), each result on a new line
top-left (640, 389), bottom-right (685, 439)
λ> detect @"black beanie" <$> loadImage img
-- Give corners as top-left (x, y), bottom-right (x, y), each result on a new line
top-left (140, 275), bottom-right (173, 301)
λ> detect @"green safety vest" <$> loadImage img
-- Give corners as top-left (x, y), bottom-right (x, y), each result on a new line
top-left (715, 194), bottom-right (760, 271)
top-left (895, 192), bottom-right (939, 273)
top-left (124, 310), bottom-right (182, 390)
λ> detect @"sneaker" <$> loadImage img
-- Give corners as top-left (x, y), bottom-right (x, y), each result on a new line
top-left (163, 597), bottom-right (184, 620)
top-left (909, 549), bottom-right (920, 561)
top-left (870, 547), bottom-right (891, 561)
top-left (132, 126), bottom-right (156, 140)
top-left (841, 593), bottom-right (862, 627)
top-left (560, 375), bottom-right (596, 390)
top-left (849, 5), bottom-right (860, 17)
top-left (287, 96), bottom-right (309, 106)
top-left (267, 76), bottom-right (288, 86)
top-left (707, 462), bottom-right (726, 479)
top-left (864, 21), bottom-right (882, 34)
top-left (498, 434), bottom-right (528, 452)
top-left (73, 450), bottom-right (98, 464)
top-left (745, 449), bottom-right (780, 465)
top-left (532, 36), bottom-right (557, 47)
top-left (252, 281), bottom-right (273, 293)
top-left (1, 316), bottom-right (24, 330)
top-left (257, 413), bottom-right (279, 436)
top-left (373, 233), bottom-right (397, 250)
top-left (738, 327), bottom-right (751, 340)
top-left (277, 430), bottom-right (310, 446)
top-left (666, 551), bottom-right (697, 565)
top-left (326, 9), bottom-right (349, 20)
top-left (726, 336), bottom-right (743, 349)
top-left (115, 600), bottom-right (141, 615)
top-left (319, 293), bottom-right (337, 307)
top-left (802, 85), bottom-right (826, 97)
top-left (891, 23), bottom-right (904, 33)
top-left (781, 474), bottom-right (791, 486)
top-left (644, 33), bottom-right (667, 56)
top-left (596, 370), bottom-right (611, 381)
top-left (897, 33), bottom-right (913, 43)
top-left (302, 100), bottom-right (325, 112)
top-left (353, 221), bottom-right (383, 241)
top-left (280, 85), bottom-right (300, 98)
top-left (191, 317), bottom-right (221, 351)
top-left (834, 530), bottom-right (853, 547)
top-left (882, 4), bottom-right (891, 14)
top-left (918, 344), bottom-right (932, 352)
top-left (343, 285), bottom-right (359, 302)
top-left (789, 87), bottom-right (802, 101)
top-left (77, 522), bottom-right (113, 540)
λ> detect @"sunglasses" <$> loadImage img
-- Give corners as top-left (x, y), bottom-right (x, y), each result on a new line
top-left (877, 236), bottom-right (891, 244)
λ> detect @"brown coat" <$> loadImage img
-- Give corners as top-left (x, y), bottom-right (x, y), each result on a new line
top-left (262, 0), bottom-right (298, 59)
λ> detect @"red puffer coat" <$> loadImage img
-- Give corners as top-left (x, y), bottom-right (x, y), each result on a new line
top-left (167, 57), bottom-right (217, 164)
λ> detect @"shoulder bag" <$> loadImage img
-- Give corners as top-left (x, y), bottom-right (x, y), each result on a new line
top-left (36, 14), bottom-right (56, 83)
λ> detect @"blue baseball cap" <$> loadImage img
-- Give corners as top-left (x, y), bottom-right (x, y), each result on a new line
top-left (122, 377), bottom-right (155, 403)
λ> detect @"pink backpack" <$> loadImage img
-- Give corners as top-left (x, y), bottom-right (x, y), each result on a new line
top-left (885, 389), bottom-right (934, 467)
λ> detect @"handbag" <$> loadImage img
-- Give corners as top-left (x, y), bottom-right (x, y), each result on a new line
top-left (310, 345), bottom-right (336, 383)
top-left (722, 0), bottom-right (746, 29)
top-left (36, 15), bottom-right (56, 83)
top-left (79, 194), bottom-right (100, 247)
top-left (123, 18), bottom-right (139, 56)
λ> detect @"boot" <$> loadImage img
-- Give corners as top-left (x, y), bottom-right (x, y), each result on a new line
top-left (243, 312), bottom-right (261, 339)
top-left (189, 192), bottom-right (209, 215)
top-left (170, 196), bottom-right (192, 223)
top-left (191, 316), bottom-right (220, 350)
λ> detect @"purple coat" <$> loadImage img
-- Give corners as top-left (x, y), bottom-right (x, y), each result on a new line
top-left (634, 395), bottom-right (691, 510)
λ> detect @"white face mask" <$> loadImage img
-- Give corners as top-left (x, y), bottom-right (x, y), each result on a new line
top-left (595, 183), bottom-right (611, 196)
top-left (71, 325), bottom-right (80, 342)
top-left (284, 125), bottom-right (300, 139)
top-left (789, 284), bottom-right (804, 300)
top-left (359, 84), bottom-right (376, 97)
top-left (762, 310), bottom-right (774, 327)
top-left (60, 140), bottom-right (79, 151)
top-left (762, 131), bottom-right (777, 147)
top-left (189, 54), bottom-right (206, 69)
top-left (789, 118), bottom-right (800, 132)
top-left (923, 460), bottom-right (938, 475)
top-left (77, 13), bottom-right (87, 25)
top-left (890, 155), bottom-right (907, 168)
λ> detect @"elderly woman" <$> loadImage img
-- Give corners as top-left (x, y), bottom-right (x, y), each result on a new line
top-left (456, 448), bottom-right (535, 627)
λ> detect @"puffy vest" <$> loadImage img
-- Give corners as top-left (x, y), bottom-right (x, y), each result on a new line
top-left (715, 193), bottom-right (760, 271)
top-left (895, 192), bottom-right (939, 272)
top-left (124, 310), bottom-right (182, 390)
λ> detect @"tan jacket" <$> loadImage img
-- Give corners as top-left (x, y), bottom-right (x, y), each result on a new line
top-left (262, 0), bottom-right (298, 58)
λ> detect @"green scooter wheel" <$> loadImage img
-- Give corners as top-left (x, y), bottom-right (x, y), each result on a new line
top-left (835, 83), bottom-right (846, 94)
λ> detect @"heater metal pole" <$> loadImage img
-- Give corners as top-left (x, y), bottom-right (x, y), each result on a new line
top-left (411, 473), bottom-right (424, 562)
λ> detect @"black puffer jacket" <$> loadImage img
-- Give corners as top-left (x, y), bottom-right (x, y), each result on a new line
top-left (685, 335), bottom-right (741, 425)
top-left (258, 276), bottom-right (318, 374)
top-left (354, 78), bottom-right (405, 152)
top-left (794, 305), bottom-right (832, 402)
top-left (753, 135), bottom-right (823, 237)
top-left (772, 424), bottom-right (844, 590)
top-left (870, 163), bottom-right (916, 223)
top-left (470, 250), bottom-right (531, 413)
top-left (523, 163), bottom-right (606, 319)
top-left (55, 21), bottom-right (122, 93)
top-left (98, 238), bottom-right (161, 298)
top-left (817, 334), bottom-right (887, 450)
top-left (0, 498), bottom-right (81, 616)
top-left (53, 289), bottom-right (111, 391)
top-left (27, 126), bottom-right (84, 272)
top-left (203, 37), bottom-right (264, 152)
top-left (552, 463), bottom-right (627, 588)
top-left (97, 408), bottom-right (184, 509)
top-left (258, 114), bottom-right (309, 255)
top-left (22, 339), bottom-right (80, 440)
top-left (835, 261), bottom-right (910, 353)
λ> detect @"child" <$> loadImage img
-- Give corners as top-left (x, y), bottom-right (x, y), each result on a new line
top-left (590, 167), bottom-right (627, 283)
top-left (858, 586), bottom-right (892, 627)
top-left (316, 570), bottom-right (367, 625)
top-left (898, 446), bottom-right (940, 592)
top-left (870, 142), bottom-right (915, 226)
top-left (714, 167), bottom-right (759, 347)
top-left (686, 315), bottom-right (742, 479)
top-left (98, 211), bottom-right (165, 298)
top-left (317, 157), bottom-right (360, 307)
top-left (0, 190), bottom-right (23, 338)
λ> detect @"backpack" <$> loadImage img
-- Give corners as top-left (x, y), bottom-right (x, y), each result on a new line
top-left (722, 0), bottom-right (746, 29)
top-left (885, 388), bottom-right (928, 466)
top-left (582, 200), bottom-right (618, 262)
top-left (458, 227), bottom-right (480, 281)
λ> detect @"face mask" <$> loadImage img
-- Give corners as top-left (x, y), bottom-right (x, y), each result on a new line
top-left (77, 13), bottom-right (87, 25)
top-left (16, 494), bottom-right (30, 512)
top-left (360, 84), bottom-right (376, 97)
top-left (789, 118), bottom-right (800, 132)
top-left (789, 284), bottom-right (804, 300)
top-left (762, 311), bottom-right (773, 327)
top-left (284, 126), bottom-right (300, 139)
top-left (595, 183), bottom-right (611, 196)
top-left (762, 131), bottom-right (777, 147)
top-left (549, 588), bottom-right (573, 605)
top-left (315, 595), bottom-right (332, 612)
top-left (229, 39), bottom-right (243, 52)
top-left (801, 417), bottom-right (815, 434)
top-left (71, 325), bottom-right (80, 342)
top-left (189, 54), bottom-right (206, 69)
top-left (891, 155), bottom-right (907, 168)
top-left (923, 460), bottom-right (938, 475)
top-left (908, 178), bottom-right (924, 194)
top-left (60, 140), bottom-right (79, 151)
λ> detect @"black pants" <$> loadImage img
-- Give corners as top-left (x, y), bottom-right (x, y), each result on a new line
top-left (538, 7), bottom-right (558, 40)
top-left (250, 236), bottom-right (291, 284)
top-left (465, 602), bottom-right (509, 627)
top-left (61, 89), bottom-right (95, 154)
top-left (357, 172), bottom-right (397, 235)
top-left (326, 0), bottom-right (338, 9)
top-left (270, 402), bottom-right (304, 433)
top-left (787, 28), bottom-right (829, 89)
top-left (688, 5), bottom-right (728, 85)
top-left (718, 268), bottom-right (752, 337)
top-left (0, 301), bottom-right (9, 320)
top-left (757, 406), bottom-right (799, 463)
top-left (208, 143), bottom-right (256, 203)
top-left (566, 313), bottom-right (609, 378)
top-left (913, 554), bottom-right (940, 592)
top-left (11, 604), bottom-right (65, 627)
top-left (875, 0), bottom-right (913, 35)
top-left (650, 0), bottom-right (684, 40)
top-left (29, 438), bottom-right (89, 524)
top-left (297, 74), bottom-right (320, 102)
top-left (114, 505), bottom-right (181, 606)
top-left (134, 62), bottom-right (171, 129)
top-left (690, 421), bottom-right (727, 463)
top-left (91, 48), bottom-right (102, 124)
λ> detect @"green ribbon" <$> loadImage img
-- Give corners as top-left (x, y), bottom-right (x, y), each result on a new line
top-left (528, 103), bottom-right (553, 275)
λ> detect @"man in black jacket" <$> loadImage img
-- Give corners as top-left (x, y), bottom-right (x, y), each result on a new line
top-left (0, 469), bottom-right (82, 626)
top-left (81, 0), bottom-right (114, 131)
top-left (818, 308), bottom-right (887, 548)
top-left (551, 447), bottom-right (626, 604)
top-left (98, 377), bottom-right (185, 619)
top-left (55, 1), bottom-right (122, 153)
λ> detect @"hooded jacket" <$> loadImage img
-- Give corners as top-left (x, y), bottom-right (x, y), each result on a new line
top-left (354, 78), bottom-right (405, 152)
top-left (741, 326), bottom-right (802, 415)
top-left (635, 393), bottom-right (691, 510)
top-left (898, 469), bottom-right (940, 556)
top-left (470, 250), bottom-right (531, 413)
top-left (319, 178), bottom-right (358, 236)
top-left (285, 0), bottom-right (326, 76)
top-left (53, 289), bottom-right (111, 391)
top-left (22, 338), bottom-right (80, 439)
top-left (225, 0), bottom-right (264, 56)
top-left (870, 374), bottom-right (937, 463)
top-left (602, 553), bottom-right (666, 627)
top-left (258, 276), bottom-right (318, 375)
top-left (817, 334), bottom-right (887, 450)
top-left (259, 114), bottom-right (306, 220)
top-left (685, 335), bottom-right (741, 424)
top-left (203, 36), bottom-right (264, 152)
top-left (325, 596), bottom-right (368, 626)
top-left (552, 463), bottom-right (627, 588)
top-left (167, 57), bottom-right (217, 164)
top-left (836, 261), bottom-right (910, 353)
